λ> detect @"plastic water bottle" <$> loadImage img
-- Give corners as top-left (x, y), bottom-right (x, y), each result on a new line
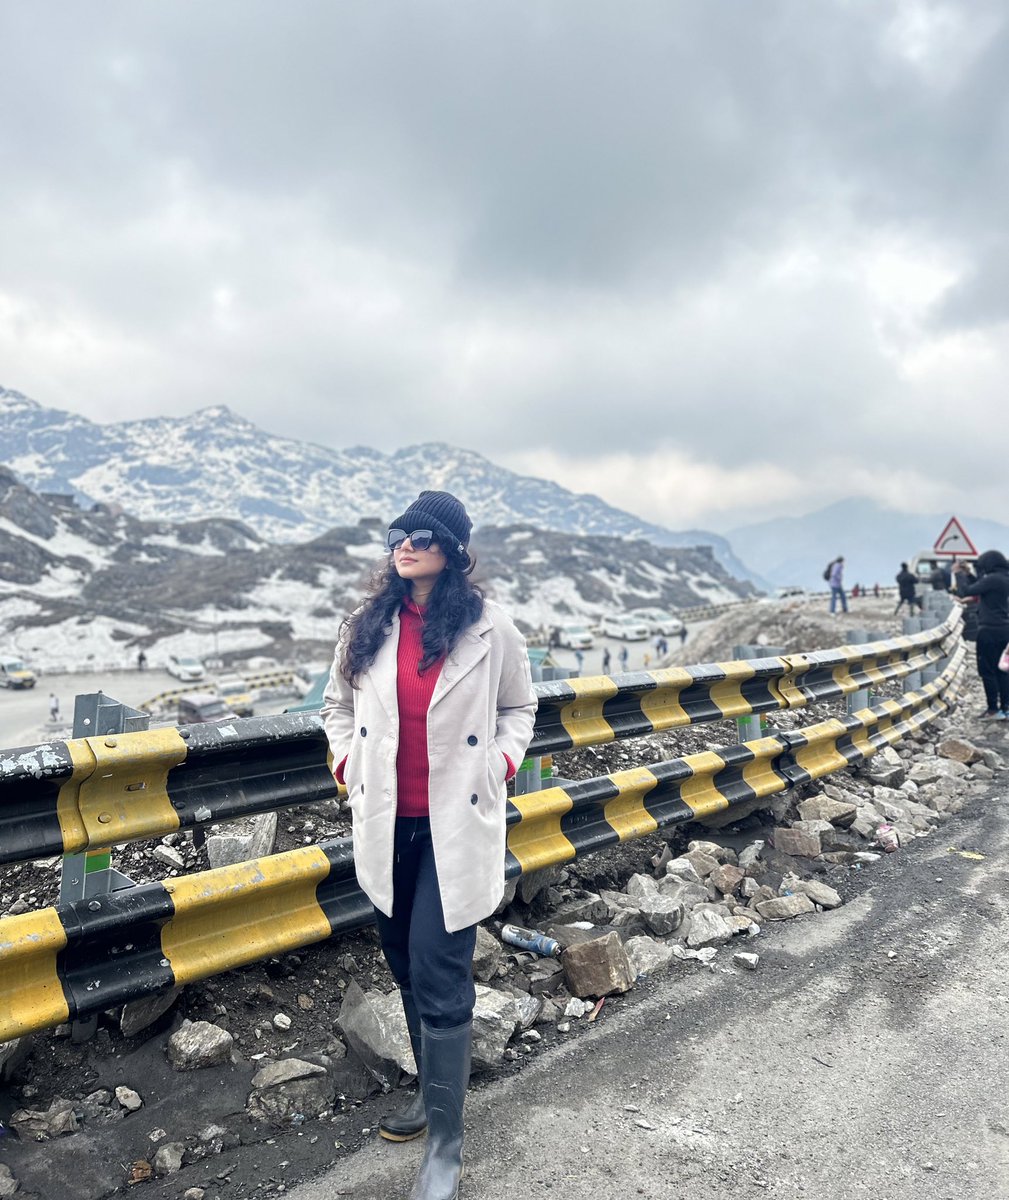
top-left (500, 924), bottom-right (561, 958)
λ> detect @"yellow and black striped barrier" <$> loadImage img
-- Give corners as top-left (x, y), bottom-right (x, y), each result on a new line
top-left (0, 645), bottom-right (963, 1044)
top-left (0, 613), bottom-right (959, 866)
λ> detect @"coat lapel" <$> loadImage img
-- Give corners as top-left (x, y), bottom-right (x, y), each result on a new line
top-left (430, 610), bottom-right (493, 709)
top-left (365, 611), bottom-right (401, 725)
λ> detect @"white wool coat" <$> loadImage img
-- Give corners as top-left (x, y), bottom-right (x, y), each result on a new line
top-left (321, 600), bottom-right (537, 933)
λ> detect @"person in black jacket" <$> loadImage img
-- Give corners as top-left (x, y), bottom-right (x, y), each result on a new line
top-left (954, 549), bottom-right (1009, 718)
top-left (953, 563), bottom-right (979, 643)
top-left (895, 563), bottom-right (922, 615)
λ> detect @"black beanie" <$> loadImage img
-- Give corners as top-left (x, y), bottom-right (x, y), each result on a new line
top-left (389, 490), bottom-right (473, 558)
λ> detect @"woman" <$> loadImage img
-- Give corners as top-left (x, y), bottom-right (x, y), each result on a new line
top-left (322, 490), bottom-right (536, 1200)
top-left (953, 549), bottom-right (1009, 719)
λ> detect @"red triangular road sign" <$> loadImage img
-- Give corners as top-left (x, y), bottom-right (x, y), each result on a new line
top-left (933, 516), bottom-right (977, 557)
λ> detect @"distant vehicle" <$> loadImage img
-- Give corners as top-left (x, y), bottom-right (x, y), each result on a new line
top-left (177, 692), bottom-right (238, 725)
top-left (166, 654), bottom-right (206, 683)
top-left (628, 607), bottom-right (685, 636)
top-left (599, 613), bottom-right (650, 641)
top-left (773, 586), bottom-right (806, 600)
top-left (244, 655), bottom-right (281, 674)
top-left (552, 622), bottom-right (595, 650)
top-left (214, 675), bottom-right (255, 717)
top-left (910, 551), bottom-right (970, 584)
top-left (0, 657), bottom-right (37, 689)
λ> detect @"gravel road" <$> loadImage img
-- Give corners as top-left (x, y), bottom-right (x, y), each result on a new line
top-left (286, 766), bottom-right (1009, 1200)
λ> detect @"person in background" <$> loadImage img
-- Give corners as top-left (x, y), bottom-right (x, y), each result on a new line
top-left (828, 556), bottom-right (848, 615)
top-left (873, 583), bottom-right (880, 597)
top-left (601, 646), bottom-right (612, 674)
top-left (574, 648), bottom-right (585, 673)
top-left (321, 490), bottom-right (536, 1197)
top-left (679, 625), bottom-right (688, 646)
top-left (895, 563), bottom-right (921, 616)
top-left (953, 549), bottom-right (1009, 719)
top-left (953, 562), bottom-right (979, 644)
top-left (137, 649), bottom-right (147, 671)
top-left (851, 583), bottom-right (860, 599)
top-left (618, 645), bottom-right (629, 671)
top-left (929, 563), bottom-right (949, 591)
top-left (48, 693), bottom-right (59, 723)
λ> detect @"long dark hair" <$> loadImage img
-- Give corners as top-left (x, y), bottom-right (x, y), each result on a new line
top-left (340, 553), bottom-right (484, 685)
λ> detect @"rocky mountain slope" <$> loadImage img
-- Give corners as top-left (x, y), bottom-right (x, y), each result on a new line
top-left (0, 468), bottom-right (755, 671)
top-left (0, 385), bottom-right (761, 585)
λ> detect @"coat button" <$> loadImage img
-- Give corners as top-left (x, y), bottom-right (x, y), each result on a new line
top-left (467, 735), bottom-right (478, 746)
top-left (360, 726), bottom-right (367, 736)
top-left (470, 794), bottom-right (479, 805)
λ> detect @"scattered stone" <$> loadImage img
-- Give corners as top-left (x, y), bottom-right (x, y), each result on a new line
top-left (273, 1013), bottom-right (292, 1031)
top-left (247, 1058), bottom-right (335, 1123)
top-left (671, 945), bottom-right (718, 964)
top-left (624, 874), bottom-right (658, 902)
top-left (152, 844), bottom-right (185, 871)
top-left (687, 839), bottom-right (735, 864)
top-left (152, 1142), bottom-right (186, 1177)
top-left (9, 1097), bottom-right (78, 1140)
top-left (664, 857), bottom-right (702, 885)
top-left (472, 926), bottom-right (503, 981)
top-left (516, 865), bottom-right (562, 906)
top-left (656, 877), bottom-right (708, 908)
top-left (337, 980), bottom-right (415, 1086)
top-left (709, 863), bottom-right (745, 895)
top-left (737, 841), bottom-right (764, 870)
top-left (938, 738), bottom-right (983, 766)
top-left (781, 874), bottom-right (842, 909)
top-left (562, 931), bottom-right (635, 998)
top-left (685, 908), bottom-right (733, 949)
top-left (167, 1020), bottom-right (235, 1071)
top-left (635, 893), bottom-right (684, 937)
top-left (756, 894), bottom-right (816, 920)
top-left (525, 958), bottom-right (564, 995)
top-left (563, 998), bottom-right (593, 1018)
top-left (774, 828), bottom-right (821, 858)
top-left (733, 952), bottom-right (759, 970)
top-left (549, 891), bottom-right (609, 923)
top-left (471, 985), bottom-right (520, 1070)
top-left (867, 745), bottom-right (905, 787)
top-left (624, 935), bottom-right (675, 977)
top-left (599, 890), bottom-right (647, 934)
top-left (797, 796), bottom-right (857, 827)
top-left (120, 988), bottom-right (181, 1038)
top-left (184, 1190), bottom-right (207, 1200)
top-left (684, 850), bottom-right (720, 878)
top-left (0, 1164), bottom-right (17, 1198)
top-left (908, 758), bottom-right (968, 786)
top-left (740, 877), bottom-right (761, 899)
top-left (205, 835), bottom-right (250, 870)
top-left (247, 811), bottom-right (279, 858)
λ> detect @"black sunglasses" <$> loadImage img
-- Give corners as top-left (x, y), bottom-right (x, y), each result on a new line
top-left (387, 528), bottom-right (436, 552)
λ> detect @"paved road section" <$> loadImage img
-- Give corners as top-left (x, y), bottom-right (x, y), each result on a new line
top-left (287, 784), bottom-right (1009, 1200)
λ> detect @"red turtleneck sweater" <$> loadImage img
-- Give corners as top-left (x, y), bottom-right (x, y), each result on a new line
top-left (335, 598), bottom-right (516, 812)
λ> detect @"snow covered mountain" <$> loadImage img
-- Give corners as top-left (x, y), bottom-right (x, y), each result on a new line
top-left (0, 385), bottom-right (760, 585)
top-left (0, 467), bottom-right (754, 672)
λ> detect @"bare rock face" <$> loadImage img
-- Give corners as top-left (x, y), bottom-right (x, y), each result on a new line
top-left (167, 1020), bottom-right (234, 1071)
top-left (562, 931), bottom-right (635, 998)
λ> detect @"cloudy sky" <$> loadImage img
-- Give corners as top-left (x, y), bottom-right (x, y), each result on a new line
top-left (1, 2), bottom-right (1007, 533)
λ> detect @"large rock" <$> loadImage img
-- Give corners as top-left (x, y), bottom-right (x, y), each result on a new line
top-left (664, 857), bottom-right (703, 885)
top-left (908, 758), bottom-right (968, 786)
top-left (867, 746), bottom-right (905, 787)
top-left (797, 796), bottom-right (857, 827)
top-left (624, 935), bottom-right (675, 978)
top-left (516, 865), bottom-right (562, 906)
top-left (549, 891), bottom-right (609, 924)
top-left (657, 877), bottom-right (708, 908)
top-left (153, 1142), bottom-right (186, 1177)
top-left (756, 894), bottom-right (816, 920)
top-left (684, 850), bottom-right (720, 878)
top-left (167, 1021), bottom-right (234, 1071)
top-left (780, 873), bottom-right (842, 909)
top-left (247, 1058), bottom-right (335, 1123)
top-left (684, 909), bottom-right (733, 949)
top-left (635, 893), bottom-right (684, 937)
top-left (337, 981), bottom-right (414, 1087)
top-left (774, 828), bottom-right (821, 858)
top-left (687, 840), bottom-right (736, 865)
top-left (471, 985), bottom-right (520, 1071)
top-left (599, 890), bottom-right (647, 934)
top-left (737, 841), bottom-right (765, 870)
top-left (938, 737), bottom-right (983, 765)
top-left (472, 926), bottom-right (503, 982)
top-left (562, 931), bottom-right (635, 998)
top-left (624, 874), bottom-right (658, 903)
top-left (0, 1164), bottom-right (17, 1198)
top-left (9, 1097), bottom-right (78, 1140)
top-left (709, 863), bottom-right (745, 896)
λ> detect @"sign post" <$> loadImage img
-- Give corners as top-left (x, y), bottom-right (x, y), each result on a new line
top-left (933, 516), bottom-right (977, 559)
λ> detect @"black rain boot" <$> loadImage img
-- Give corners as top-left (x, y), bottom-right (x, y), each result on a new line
top-left (408, 1019), bottom-right (472, 1200)
top-left (379, 987), bottom-right (427, 1142)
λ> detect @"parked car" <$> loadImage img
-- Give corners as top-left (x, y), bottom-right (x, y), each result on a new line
top-left (628, 607), bottom-right (685, 636)
top-left (177, 692), bottom-right (238, 725)
top-left (166, 654), bottom-right (206, 683)
top-left (773, 586), bottom-right (806, 601)
top-left (214, 675), bottom-right (255, 718)
top-left (598, 613), bottom-right (650, 641)
top-left (551, 622), bottom-right (595, 650)
top-left (0, 657), bottom-right (37, 689)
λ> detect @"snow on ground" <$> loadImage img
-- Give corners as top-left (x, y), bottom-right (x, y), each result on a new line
top-left (143, 534), bottom-right (228, 557)
top-left (493, 574), bottom-right (599, 629)
top-left (0, 517), bottom-right (112, 565)
top-left (345, 542), bottom-right (385, 562)
top-left (12, 615), bottom-right (150, 672)
top-left (147, 627), bottom-right (274, 666)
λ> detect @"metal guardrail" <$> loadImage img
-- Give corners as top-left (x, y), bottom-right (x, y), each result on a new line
top-left (0, 612), bottom-right (960, 867)
top-left (0, 645), bottom-right (964, 1043)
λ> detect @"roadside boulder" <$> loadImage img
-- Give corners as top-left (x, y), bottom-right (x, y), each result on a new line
top-left (797, 796), bottom-right (857, 827)
top-left (471, 985), bottom-right (520, 1070)
top-left (167, 1021), bottom-right (234, 1071)
top-left (247, 1058), bottom-right (335, 1123)
top-left (562, 931), bottom-right (635, 998)
top-left (938, 738), bottom-right (983, 766)
top-left (337, 980), bottom-right (414, 1087)
top-left (756, 894), bottom-right (816, 921)
top-left (624, 935), bottom-right (675, 978)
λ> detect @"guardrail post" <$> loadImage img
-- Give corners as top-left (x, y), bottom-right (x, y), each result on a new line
top-left (901, 617), bottom-right (927, 691)
top-left (733, 645), bottom-right (783, 741)
top-left (844, 630), bottom-right (871, 712)
top-left (59, 692), bottom-right (146, 1042)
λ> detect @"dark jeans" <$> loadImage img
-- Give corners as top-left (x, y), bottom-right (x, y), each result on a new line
top-left (373, 816), bottom-right (477, 1029)
top-left (976, 628), bottom-right (1009, 712)
top-left (829, 586), bottom-right (848, 613)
